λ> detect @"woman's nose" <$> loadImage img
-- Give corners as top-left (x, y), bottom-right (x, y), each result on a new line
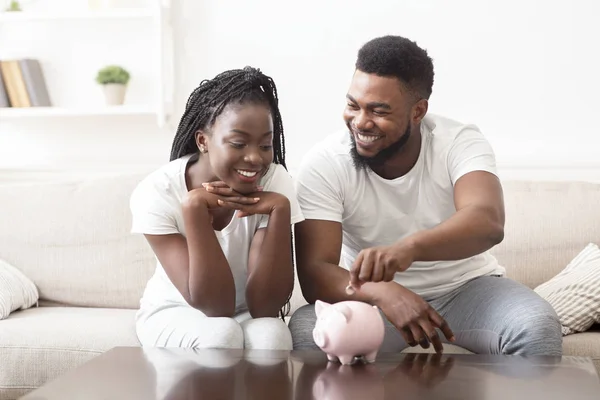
top-left (244, 150), bottom-right (262, 165)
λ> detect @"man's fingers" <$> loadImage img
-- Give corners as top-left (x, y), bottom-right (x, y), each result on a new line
top-left (408, 323), bottom-right (429, 349)
top-left (419, 319), bottom-right (443, 354)
top-left (399, 328), bottom-right (417, 347)
top-left (371, 260), bottom-right (384, 282)
top-left (349, 253), bottom-right (364, 288)
top-left (429, 311), bottom-right (455, 342)
top-left (358, 252), bottom-right (374, 282)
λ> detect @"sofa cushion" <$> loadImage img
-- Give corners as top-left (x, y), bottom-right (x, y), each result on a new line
top-left (490, 181), bottom-right (600, 289)
top-left (0, 307), bottom-right (140, 399)
top-left (534, 243), bottom-right (600, 335)
top-left (0, 174), bottom-right (157, 309)
top-left (0, 259), bottom-right (38, 320)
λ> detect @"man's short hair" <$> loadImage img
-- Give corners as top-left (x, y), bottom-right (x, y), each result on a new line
top-left (356, 35), bottom-right (434, 100)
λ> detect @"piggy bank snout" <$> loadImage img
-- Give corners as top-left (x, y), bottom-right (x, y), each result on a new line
top-left (313, 327), bottom-right (328, 348)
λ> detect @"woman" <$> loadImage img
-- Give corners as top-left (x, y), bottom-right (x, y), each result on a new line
top-left (130, 66), bottom-right (303, 349)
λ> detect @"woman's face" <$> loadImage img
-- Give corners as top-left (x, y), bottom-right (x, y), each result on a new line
top-left (197, 102), bottom-right (274, 194)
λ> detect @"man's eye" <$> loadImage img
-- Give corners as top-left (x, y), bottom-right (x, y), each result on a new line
top-left (373, 111), bottom-right (387, 116)
top-left (347, 103), bottom-right (358, 109)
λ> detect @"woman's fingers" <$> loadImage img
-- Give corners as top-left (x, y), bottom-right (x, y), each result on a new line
top-left (203, 181), bottom-right (228, 188)
top-left (205, 186), bottom-right (237, 196)
top-left (217, 197), bottom-right (259, 207)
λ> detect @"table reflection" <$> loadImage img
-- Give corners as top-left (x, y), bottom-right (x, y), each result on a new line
top-left (295, 353), bottom-right (455, 400)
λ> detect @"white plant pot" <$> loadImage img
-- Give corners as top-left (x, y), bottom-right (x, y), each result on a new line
top-left (102, 83), bottom-right (127, 106)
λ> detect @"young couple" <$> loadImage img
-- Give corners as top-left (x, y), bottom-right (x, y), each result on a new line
top-left (130, 35), bottom-right (563, 356)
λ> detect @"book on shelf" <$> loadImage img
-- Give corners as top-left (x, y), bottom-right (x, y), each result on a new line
top-left (0, 59), bottom-right (52, 108)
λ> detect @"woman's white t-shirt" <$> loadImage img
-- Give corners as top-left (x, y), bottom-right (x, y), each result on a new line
top-left (130, 154), bottom-right (304, 316)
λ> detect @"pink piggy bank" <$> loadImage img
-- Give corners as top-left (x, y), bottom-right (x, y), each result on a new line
top-left (312, 300), bottom-right (385, 365)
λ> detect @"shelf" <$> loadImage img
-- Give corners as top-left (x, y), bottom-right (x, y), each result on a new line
top-left (0, 8), bottom-right (155, 22)
top-left (0, 105), bottom-right (157, 119)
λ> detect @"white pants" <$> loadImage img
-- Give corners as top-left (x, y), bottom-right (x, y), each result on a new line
top-left (136, 303), bottom-right (293, 350)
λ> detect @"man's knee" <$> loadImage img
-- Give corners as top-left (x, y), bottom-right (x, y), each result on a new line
top-left (288, 304), bottom-right (319, 350)
top-left (504, 299), bottom-right (562, 356)
top-left (241, 317), bottom-right (293, 350)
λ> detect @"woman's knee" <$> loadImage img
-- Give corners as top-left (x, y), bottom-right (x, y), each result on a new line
top-left (192, 317), bottom-right (244, 349)
top-left (241, 317), bottom-right (293, 350)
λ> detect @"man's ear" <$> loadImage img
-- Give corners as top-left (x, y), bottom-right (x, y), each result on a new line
top-left (412, 98), bottom-right (428, 125)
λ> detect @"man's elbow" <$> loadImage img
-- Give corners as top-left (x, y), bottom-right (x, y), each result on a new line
top-left (297, 265), bottom-right (319, 305)
top-left (488, 221), bottom-right (504, 246)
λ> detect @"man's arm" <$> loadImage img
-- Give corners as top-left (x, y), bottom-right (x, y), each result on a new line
top-left (295, 219), bottom-right (395, 305)
top-left (296, 218), bottom-right (455, 351)
top-left (406, 170), bottom-right (505, 262)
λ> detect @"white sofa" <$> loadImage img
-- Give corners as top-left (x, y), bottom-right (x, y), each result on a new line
top-left (0, 173), bottom-right (598, 399)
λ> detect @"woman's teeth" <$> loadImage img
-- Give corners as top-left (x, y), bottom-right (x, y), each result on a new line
top-left (237, 170), bottom-right (258, 178)
top-left (357, 133), bottom-right (380, 142)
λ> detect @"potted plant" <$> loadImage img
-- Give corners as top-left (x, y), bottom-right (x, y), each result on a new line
top-left (5, 1), bottom-right (22, 11)
top-left (95, 65), bottom-right (130, 106)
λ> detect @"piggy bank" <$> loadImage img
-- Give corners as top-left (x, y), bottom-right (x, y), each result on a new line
top-left (312, 300), bottom-right (385, 365)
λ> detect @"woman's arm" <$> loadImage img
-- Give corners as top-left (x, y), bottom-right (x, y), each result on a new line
top-left (145, 195), bottom-right (236, 317)
top-left (245, 197), bottom-right (293, 318)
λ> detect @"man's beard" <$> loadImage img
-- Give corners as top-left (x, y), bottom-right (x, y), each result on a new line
top-left (350, 124), bottom-right (411, 170)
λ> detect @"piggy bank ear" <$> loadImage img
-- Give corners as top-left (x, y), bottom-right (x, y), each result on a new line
top-left (315, 300), bottom-right (331, 317)
top-left (335, 304), bottom-right (352, 323)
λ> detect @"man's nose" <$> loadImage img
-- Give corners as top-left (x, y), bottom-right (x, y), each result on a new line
top-left (353, 111), bottom-right (374, 131)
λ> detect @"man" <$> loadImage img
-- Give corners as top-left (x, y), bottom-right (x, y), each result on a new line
top-left (289, 35), bottom-right (562, 356)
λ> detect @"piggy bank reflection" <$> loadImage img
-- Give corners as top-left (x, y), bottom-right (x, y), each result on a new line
top-left (312, 300), bottom-right (385, 365)
top-left (312, 362), bottom-right (385, 400)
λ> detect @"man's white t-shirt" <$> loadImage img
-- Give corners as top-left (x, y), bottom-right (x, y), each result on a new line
top-left (295, 113), bottom-right (505, 301)
top-left (130, 154), bottom-right (305, 316)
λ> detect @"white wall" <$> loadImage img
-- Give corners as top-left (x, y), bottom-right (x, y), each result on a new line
top-left (2, 0), bottom-right (600, 181)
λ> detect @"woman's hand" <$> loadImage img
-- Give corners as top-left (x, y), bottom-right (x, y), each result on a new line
top-left (184, 182), bottom-right (260, 211)
top-left (203, 181), bottom-right (289, 217)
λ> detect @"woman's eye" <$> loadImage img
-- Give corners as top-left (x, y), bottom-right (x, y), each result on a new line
top-left (260, 145), bottom-right (273, 151)
top-left (230, 142), bottom-right (245, 149)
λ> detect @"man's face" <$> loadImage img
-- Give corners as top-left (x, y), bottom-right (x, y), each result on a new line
top-left (343, 70), bottom-right (413, 169)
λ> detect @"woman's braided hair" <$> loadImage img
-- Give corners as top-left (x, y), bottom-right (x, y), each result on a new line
top-left (170, 66), bottom-right (292, 320)
top-left (170, 66), bottom-right (285, 168)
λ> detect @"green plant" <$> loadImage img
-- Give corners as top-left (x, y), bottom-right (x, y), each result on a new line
top-left (95, 65), bottom-right (130, 85)
top-left (5, 1), bottom-right (22, 11)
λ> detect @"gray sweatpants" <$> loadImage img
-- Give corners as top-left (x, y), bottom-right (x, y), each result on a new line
top-left (288, 276), bottom-right (563, 356)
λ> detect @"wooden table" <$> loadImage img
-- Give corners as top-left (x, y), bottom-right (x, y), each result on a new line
top-left (21, 347), bottom-right (600, 399)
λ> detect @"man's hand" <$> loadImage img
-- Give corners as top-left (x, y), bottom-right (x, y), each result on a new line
top-left (375, 284), bottom-right (455, 353)
top-left (349, 240), bottom-right (416, 289)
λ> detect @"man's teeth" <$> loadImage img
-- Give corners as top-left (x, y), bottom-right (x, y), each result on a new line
top-left (237, 170), bottom-right (258, 178)
top-left (357, 133), bottom-right (380, 142)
